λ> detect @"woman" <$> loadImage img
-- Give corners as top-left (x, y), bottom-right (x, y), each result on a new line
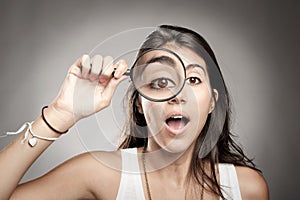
top-left (0, 25), bottom-right (268, 199)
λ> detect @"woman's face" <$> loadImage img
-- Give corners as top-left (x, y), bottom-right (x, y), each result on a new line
top-left (138, 45), bottom-right (216, 154)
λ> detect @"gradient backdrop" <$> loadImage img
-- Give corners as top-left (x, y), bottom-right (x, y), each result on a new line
top-left (0, 0), bottom-right (299, 199)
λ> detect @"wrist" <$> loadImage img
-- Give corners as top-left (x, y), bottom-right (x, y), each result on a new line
top-left (43, 104), bottom-right (75, 132)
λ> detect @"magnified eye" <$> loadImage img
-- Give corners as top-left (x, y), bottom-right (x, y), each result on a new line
top-left (150, 77), bottom-right (176, 89)
top-left (186, 77), bottom-right (201, 85)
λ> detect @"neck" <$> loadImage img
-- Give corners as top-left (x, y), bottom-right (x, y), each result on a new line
top-left (143, 140), bottom-right (196, 187)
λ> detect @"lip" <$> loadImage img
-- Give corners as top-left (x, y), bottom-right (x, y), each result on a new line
top-left (164, 112), bottom-right (190, 136)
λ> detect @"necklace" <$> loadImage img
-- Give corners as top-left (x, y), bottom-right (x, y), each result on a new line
top-left (142, 148), bottom-right (152, 200)
top-left (141, 148), bottom-right (204, 200)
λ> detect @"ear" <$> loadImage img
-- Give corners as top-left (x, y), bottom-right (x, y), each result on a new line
top-left (209, 89), bottom-right (218, 113)
top-left (135, 95), bottom-right (144, 114)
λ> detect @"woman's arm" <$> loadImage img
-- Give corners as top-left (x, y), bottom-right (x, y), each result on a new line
top-left (0, 55), bottom-right (128, 199)
top-left (11, 152), bottom-right (96, 200)
top-left (11, 151), bottom-right (122, 200)
top-left (0, 110), bottom-right (71, 199)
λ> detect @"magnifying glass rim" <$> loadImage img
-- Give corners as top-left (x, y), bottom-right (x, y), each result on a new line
top-left (129, 47), bottom-right (186, 102)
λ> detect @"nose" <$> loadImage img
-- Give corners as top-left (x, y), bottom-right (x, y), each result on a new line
top-left (167, 88), bottom-right (187, 104)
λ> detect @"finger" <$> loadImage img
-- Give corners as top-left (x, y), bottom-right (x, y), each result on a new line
top-left (113, 59), bottom-right (128, 79)
top-left (68, 55), bottom-right (87, 78)
top-left (81, 55), bottom-right (91, 79)
top-left (99, 56), bottom-right (114, 84)
top-left (68, 62), bottom-right (81, 78)
top-left (101, 61), bottom-right (129, 99)
top-left (100, 76), bottom-right (128, 107)
top-left (90, 55), bottom-right (103, 81)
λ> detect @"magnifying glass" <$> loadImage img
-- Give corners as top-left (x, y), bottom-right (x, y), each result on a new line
top-left (115, 48), bottom-right (186, 102)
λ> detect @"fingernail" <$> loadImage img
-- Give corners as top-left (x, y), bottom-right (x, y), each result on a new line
top-left (99, 78), bottom-right (107, 83)
top-left (114, 70), bottom-right (121, 77)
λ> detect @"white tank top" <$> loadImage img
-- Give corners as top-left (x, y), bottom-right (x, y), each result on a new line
top-left (116, 148), bottom-right (242, 200)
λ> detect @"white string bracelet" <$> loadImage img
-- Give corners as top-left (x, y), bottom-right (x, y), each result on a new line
top-left (27, 121), bottom-right (59, 147)
top-left (1, 122), bottom-right (59, 147)
top-left (0, 122), bottom-right (30, 142)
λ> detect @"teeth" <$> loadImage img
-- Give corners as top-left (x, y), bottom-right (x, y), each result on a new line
top-left (166, 115), bottom-right (190, 126)
top-left (171, 116), bottom-right (183, 119)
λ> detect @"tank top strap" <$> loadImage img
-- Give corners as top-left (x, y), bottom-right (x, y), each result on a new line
top-left (116, 148), bottom-right (146, 200)
top-left (219, 163), bottom-right (242, 200)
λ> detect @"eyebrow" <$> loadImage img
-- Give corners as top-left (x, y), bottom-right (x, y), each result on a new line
top-left (140, 56), bottom-right (207, 77)
top-left (146, 56), bottom-right (176, 67)
top-left (186, 64), bottom-right (207, 76)
top-left (147, 57), bottom-right (206, 75)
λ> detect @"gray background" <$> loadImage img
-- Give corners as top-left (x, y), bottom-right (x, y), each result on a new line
top-left (0, 0), bottom-right (299, 199)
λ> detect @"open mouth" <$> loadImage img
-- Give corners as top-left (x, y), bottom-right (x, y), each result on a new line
top-left (165, 115), bottom-right (190, 133)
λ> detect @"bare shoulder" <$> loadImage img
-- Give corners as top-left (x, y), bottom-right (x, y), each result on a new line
top-left (61, 150), bottom-right (122, 178)
top-left (70, 150), bottom-right (122, 199)
top-left (235, 166), bottom-right (269, 200)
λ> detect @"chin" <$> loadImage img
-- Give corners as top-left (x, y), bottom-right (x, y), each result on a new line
top-left (157, 139), bottom-right (194, 155)
top-left (150, 127), bottom-right (200, 155)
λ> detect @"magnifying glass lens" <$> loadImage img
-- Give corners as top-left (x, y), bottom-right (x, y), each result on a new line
top-left (131, 49), bottom-right (185, 102)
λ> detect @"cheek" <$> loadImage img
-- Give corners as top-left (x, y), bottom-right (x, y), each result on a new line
top-left (141, 101), bottom-right (165, 135)
top-left (188, 84), bottom-right (212, 112)
top-left (189, 87), bottom-right (212, 126)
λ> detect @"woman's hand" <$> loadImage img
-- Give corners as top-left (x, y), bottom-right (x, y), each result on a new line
top-left (47, 55), bottom-right (128, 129)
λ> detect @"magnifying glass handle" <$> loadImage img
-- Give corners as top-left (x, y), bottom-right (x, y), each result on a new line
top-left (112, 68), bottom-right (131, 76)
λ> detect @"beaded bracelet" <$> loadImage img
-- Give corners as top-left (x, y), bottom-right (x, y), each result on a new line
top-left (42, 106), bottom-right (68, 134)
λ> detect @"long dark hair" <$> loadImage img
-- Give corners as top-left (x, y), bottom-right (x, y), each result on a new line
top-left (119, 25), bottom-right (259, 199)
